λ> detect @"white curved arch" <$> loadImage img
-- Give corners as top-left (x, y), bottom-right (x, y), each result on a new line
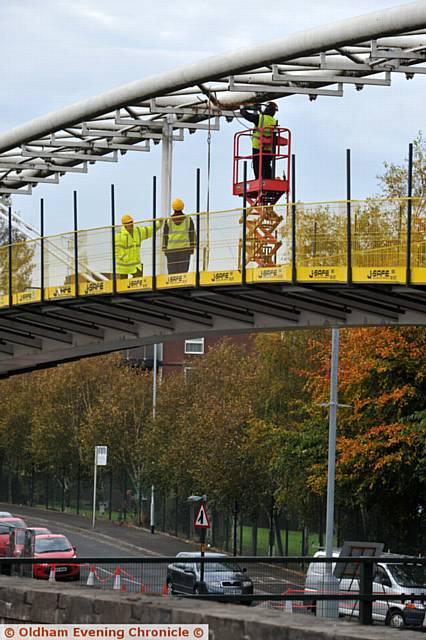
top-left (1, 2), bottom-right (426, 195)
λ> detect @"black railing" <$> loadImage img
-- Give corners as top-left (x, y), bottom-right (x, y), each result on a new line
top-left (1, 556), bottom-right (424, 627)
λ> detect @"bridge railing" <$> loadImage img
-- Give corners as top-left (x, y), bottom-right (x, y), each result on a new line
top-left (1, 197), bottom-right (425, 309)
top-left (0, 555), bottom-right (424, 627)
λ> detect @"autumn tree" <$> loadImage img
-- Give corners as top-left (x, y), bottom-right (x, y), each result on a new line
top-left (0, 372), bottom-right (36, 501)
top-left (304, 327), bottom-right (426, 550)
top-left (0, 218), bottom-right (36, 295)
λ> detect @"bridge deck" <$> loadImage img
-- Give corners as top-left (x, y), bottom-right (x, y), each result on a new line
top-left (0, 198), bottom-right (425, 377)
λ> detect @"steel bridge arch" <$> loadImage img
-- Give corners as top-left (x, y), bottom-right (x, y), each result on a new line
top-left (1, 3), bottom-right (426, 377)
top-left (1, 2), bottom-right (426, 197)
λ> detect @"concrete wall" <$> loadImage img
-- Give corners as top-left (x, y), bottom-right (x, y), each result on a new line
top-left (0, 577), bottom-right (418, 640)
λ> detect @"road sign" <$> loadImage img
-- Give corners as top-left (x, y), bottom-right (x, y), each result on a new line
top-left (194, 503), bottom-right (210, 529)
top-left (95, 445), bottom-right (108, 466)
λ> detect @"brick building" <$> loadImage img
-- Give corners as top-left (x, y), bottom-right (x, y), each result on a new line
top-left (124, 334), bottom-right (250, 378)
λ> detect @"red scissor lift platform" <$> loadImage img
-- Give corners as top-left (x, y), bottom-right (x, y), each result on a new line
top-left (233, 127), bottom-right (291, 267)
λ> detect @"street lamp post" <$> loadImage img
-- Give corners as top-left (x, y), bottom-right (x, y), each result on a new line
top-left (317, 328), bottom-right (340, 618)
top-left (150, 343), bottom-right (158, 535)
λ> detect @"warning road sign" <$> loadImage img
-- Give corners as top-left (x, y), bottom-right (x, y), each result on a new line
top-left (194, 503), bottom-right (210, 529)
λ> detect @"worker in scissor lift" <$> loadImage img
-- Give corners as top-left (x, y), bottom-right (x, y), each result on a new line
top-left (162, 198), bottom-right (196, 274)
top-left (239, 102), bottom-right (278, 180)
top-left (116, 214), bottom-right (161, 279)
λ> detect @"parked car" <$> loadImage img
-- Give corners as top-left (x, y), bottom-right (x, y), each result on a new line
top-left (305, 550), bottom-right (426, 629)
top-left (0, 511), bottom-right (12, 518)
top-left (0, 518), bottom-right (27, 557)
top-left (31, 534), bottom-right (79, 581)
top-left (10, 527), bottom-right (51, 558)
top-left (167, 552), bottom-right (253, 604)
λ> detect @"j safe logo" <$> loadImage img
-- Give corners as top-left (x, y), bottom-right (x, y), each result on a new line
top-left (83, 282), bottom-right (105, 294)
top-left (169, 274), bottom-right (186, 284)
top-left (366, 269), bottom-right (396, 280)
top-left (308, 268), bottom-right (336, 279)
top-left (53, 286), bottom-right (72, 298)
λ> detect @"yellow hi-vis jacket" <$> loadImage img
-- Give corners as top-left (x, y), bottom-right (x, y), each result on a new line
top-left (252, 114), bottom-right (277, 151)
top-left (166, 216), bottom-right (191, 251)
top-left (115, 221), bottom-right (160, 275)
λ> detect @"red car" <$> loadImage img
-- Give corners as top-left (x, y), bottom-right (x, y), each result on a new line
top-left (32, 534), bottom-right (79, 581)
top-left (0, 518), bottom-right (27, 557)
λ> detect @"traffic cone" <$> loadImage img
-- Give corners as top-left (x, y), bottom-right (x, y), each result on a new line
top-left (86, 565), bottom-right (96, 586)
top-left (282, 590), bottom-right (293, 613)
top-left (162, 583), bottom-right (169, 597)
top-left (48, 564), bottom-right (56, 583)
top-left (113, 567), bottom-right (121, 590)
top-left (140, 582), bottom-right (145, 594)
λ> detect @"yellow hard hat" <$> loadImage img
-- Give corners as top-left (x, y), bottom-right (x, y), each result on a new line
top-left (121, 214), bottom-right (133, 224)
top-left (172, 198), bottom-right (184, 211)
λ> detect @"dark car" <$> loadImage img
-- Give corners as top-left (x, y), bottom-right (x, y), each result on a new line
top-left (166, 552), bottom-right (253, 604)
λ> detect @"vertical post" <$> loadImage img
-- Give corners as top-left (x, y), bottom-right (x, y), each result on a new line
top-left (152, 176), bottom-right (157, 289)
top-left (61, 469), bottom-right (65, 512)
top-left (153, 344), bottom-right (158, 417)
top-left (359, 560), bottom-right (373, 625)
top-left (150, 484), bottom-right (155, 534)
top-left (317, 328), bottom-right (340, 618)
top-left (92, 448), bottom-right (98, 529)
top-left (109, 471), bottom-right (113, 520)
top-left (233, 501), bottom-right (238, 556)
top-left (161, 118), bottom-right (173, 218)
top-left (45, 474), bottom-right (49, 510)
top-left (242, 161), bottom-right (247, 284)
top-left (200, 527), bottom-right (206, 584)
top-left (196, 168), bottom-right (201, 286)
top-left (40, 199), bottom-right (45, 302)
top-left (346, 149), bottom-right (352, 284)
top-left (151, 171), bottom-right (159, 532)
top-left (151, 342), bottom-right (157, 534)
top-left (291, 154), bottom-right (297, 284)
top-left (325, 328), bottom-right (339, 563)
top-left (406, 142), bottom-right (413, 285)
top-left (268, 497), bottom-right (275, 557)
top-left (111, 185), bottom-right (117, 294)
top-left (8, 206), bottom-right (12, 307)
top-left (76, 463), bottom-right (81, 515)
top-left (73, 191), bottom-right (79, 296)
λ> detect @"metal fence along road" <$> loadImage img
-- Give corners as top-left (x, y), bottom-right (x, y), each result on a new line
top-left (0, 556), bottom-right (425, 628)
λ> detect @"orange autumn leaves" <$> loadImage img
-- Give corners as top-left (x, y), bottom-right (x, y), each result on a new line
top-left (303, 327), bottom-right (426, 502)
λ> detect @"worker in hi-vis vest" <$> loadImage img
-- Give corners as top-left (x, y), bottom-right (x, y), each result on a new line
top-left (239, 102), bottom-right (278, 179)
top-left (116, 214), bottom-right (161, 279)
top-left (162, 198), bottom-right (196, 275)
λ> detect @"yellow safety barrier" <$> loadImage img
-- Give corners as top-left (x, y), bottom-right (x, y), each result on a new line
top-left (0, 198), bottom-right (425, 310)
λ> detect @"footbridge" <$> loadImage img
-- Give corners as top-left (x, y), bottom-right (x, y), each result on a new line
top-left (1, 197), bottom-right (426, 377)
top-left (2, 2), bottom-right (426, 376)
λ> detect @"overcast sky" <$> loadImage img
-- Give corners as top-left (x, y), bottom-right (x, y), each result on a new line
top-left (1, 0), bottom-right (424, 235)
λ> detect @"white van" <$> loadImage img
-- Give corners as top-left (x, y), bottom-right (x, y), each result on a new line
top-left (305, 550), bottom-right (426, 629)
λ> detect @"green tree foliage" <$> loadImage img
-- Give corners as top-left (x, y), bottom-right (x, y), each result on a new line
top-left (0, 218), bottom-right (36, 295)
